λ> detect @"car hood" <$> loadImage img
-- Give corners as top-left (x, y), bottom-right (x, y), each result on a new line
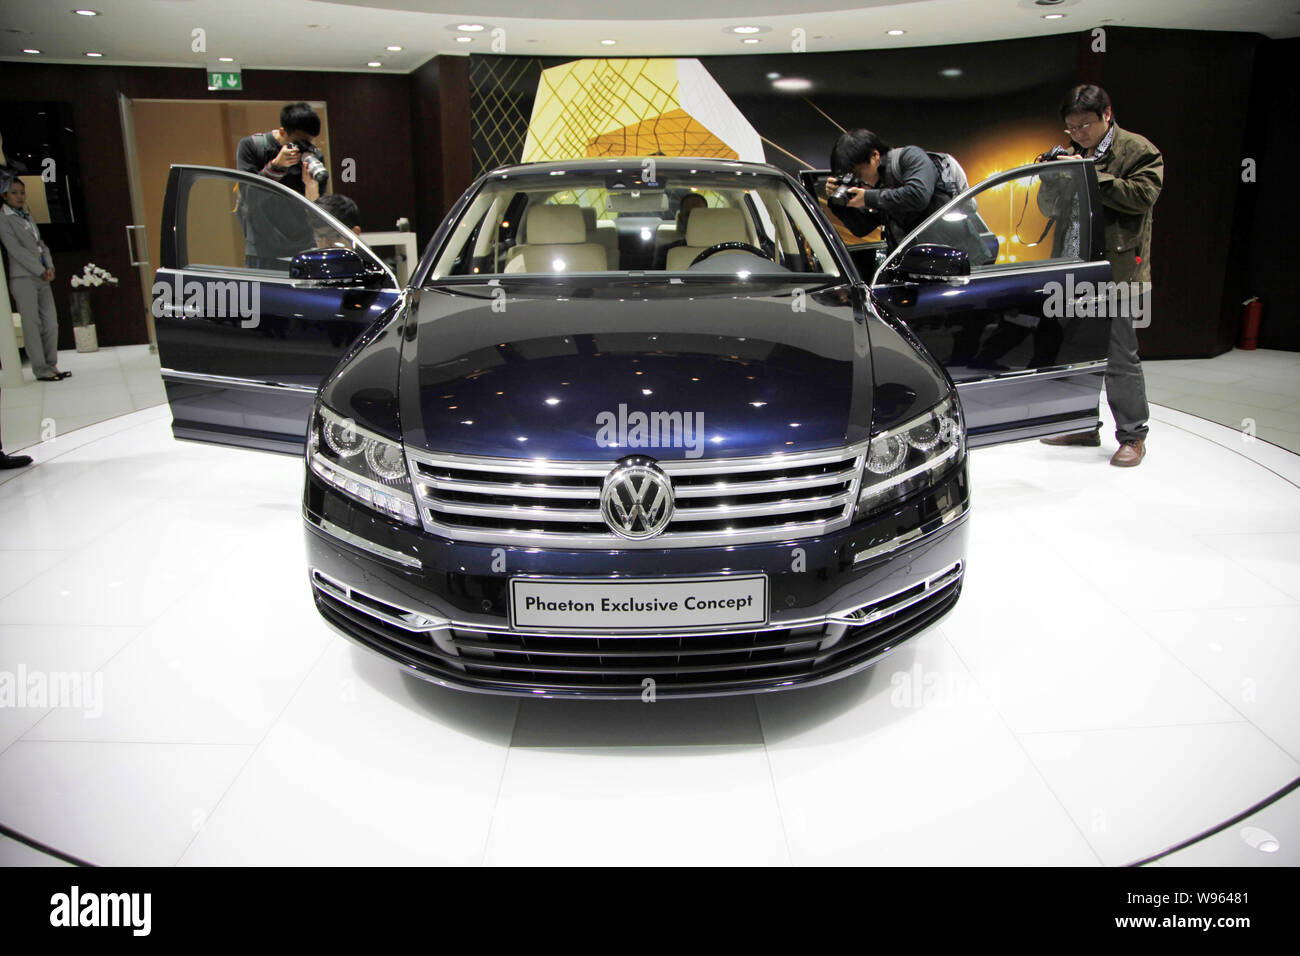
top-left (398, 276), bottom-right (873, 461)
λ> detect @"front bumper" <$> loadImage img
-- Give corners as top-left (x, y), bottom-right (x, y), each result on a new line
top-left (303, 463), bottom-right (969, 699)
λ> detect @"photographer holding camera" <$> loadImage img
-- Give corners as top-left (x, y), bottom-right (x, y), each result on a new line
top-left (237, 101), bottom-right (328, 199)
top-left (235, 102), bottom-right (330, 270)
top-left (825, 128), bottom-right (991, 264)
top-left (1036, 84), bottom-right (1162, 468)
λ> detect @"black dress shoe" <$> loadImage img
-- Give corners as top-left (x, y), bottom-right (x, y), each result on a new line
top-left (0, 452), bottom-right (33, 469)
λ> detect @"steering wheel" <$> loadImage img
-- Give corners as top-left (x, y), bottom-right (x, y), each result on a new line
top-left (689, 242), bottom-right (773, 267)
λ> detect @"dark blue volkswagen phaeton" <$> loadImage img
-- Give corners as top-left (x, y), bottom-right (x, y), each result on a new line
top-left (154, 155), bottom-right (1110, 698)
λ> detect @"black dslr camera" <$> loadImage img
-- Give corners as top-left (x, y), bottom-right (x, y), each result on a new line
top-left (1035, 144), bottom-right (1073, 164)
top-left (827, 172), bottom-right (866, 205)
top-left (292, 140), bottom-right (330, 187)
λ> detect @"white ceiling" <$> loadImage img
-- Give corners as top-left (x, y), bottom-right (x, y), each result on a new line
top-left (1, 0), bottom-right (1295, 72)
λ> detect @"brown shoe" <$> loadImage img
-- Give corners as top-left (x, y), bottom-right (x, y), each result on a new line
top-left (1110, 440), bottom-right (1146, 467)
top-left (1040, 429), bottom-right (1101, 447)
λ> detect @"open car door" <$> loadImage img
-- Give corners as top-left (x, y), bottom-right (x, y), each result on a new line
top-left (153, 164), bottom-right (402, 454)
top-left (858, 158), bottom-right (1112, 446)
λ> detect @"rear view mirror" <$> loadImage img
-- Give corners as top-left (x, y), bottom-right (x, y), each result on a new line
top-left (291, 247), bottom-right (386, 288)
top-left (899, 243), bottom-right (970, 282)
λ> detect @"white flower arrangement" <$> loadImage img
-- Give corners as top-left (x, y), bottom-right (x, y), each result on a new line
top-left (71, 262), bottom-right (119, 289)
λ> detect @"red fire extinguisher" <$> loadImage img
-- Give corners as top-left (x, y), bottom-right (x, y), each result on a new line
top-left (1239, 297), bottom-right (1262, 351)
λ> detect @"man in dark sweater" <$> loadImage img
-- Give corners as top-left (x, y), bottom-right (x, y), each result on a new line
top-left (235, 102), bottom-right (323, 269)
top-left (825, 128), bottom-right (989, 264)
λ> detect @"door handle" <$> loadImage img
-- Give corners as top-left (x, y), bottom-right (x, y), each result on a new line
top-left (156, 302), bottom-right (201, 319)
top-left (125, 225), bottom-right (150, 266)
top-left (1034, 286), bottom-right (1093, 301)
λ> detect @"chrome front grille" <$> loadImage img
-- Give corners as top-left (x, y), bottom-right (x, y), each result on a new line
top-left (405, 444), bottom-right (866, 548)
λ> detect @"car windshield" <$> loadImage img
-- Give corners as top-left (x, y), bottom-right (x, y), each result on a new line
top-left (429, 166), bottom-right (841, 280)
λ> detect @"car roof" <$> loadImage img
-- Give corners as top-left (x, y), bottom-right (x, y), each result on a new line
top-left (484, 156), bottom-right (789, 180)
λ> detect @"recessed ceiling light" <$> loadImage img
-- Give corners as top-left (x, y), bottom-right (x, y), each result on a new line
top-left (22, 48), bottom-right (41, 54)
top-left (601, 39), bottom-right (616, 45)
top-left (367, 61), bottom-right (381, 67)
top-left (457, 23), bottom-right (485, 32)
top-left (732, 26), bottom-right (761, 34)
top-left (887, 29), bottom-right (906, 36)
top-left (84, 51), bottom-right (103, 57)
top-left (386, 45), bottom-right (402, 51)
top-left (1043, 12), bottom-right (1066, 19)
top-left (742, 38), bottom-right (760, 44)
top-left (455, 36), bottom-right (472, 43)
top-left (771, 76), bottom-right (812, 92)
top-left (73, 8), bottom-right (99, 15)
top-left (940, 67), bottom-right (962, 77)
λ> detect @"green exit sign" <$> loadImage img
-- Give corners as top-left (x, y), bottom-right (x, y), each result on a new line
top-left (207, 71), bottom-right (242, 91)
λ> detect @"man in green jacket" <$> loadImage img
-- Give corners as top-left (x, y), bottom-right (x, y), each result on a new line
top-left (1040, 84), bottom-right (1162, 467)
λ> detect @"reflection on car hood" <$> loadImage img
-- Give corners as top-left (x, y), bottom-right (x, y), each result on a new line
top-left (399, 277), bottom-right (873, 461)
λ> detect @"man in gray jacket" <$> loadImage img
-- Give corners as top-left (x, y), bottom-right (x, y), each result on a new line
top-left (1038, 85), bottom-right (1161, 467)
top-left (0, 170), bottom-right (65, 381)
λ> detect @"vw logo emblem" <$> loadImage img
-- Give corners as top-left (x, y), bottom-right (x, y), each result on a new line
top-left (600, 457), bottom-right (674, 539)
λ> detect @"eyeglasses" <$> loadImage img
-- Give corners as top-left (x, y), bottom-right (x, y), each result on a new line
top-left (1064, 120), bottom-right (1098, 135)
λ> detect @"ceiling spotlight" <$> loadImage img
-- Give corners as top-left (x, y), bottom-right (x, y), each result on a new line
top-left (1043, 12), bottom-right (1066, 19)
top-left (22, 48), bottom-right (41, 54)
top-left (84, 51), bottom-right (103, 57)
top-left (940, 67), bottom-right (962, 77)
top-left (771, 76), bottom-right (812, 91)
top-left (218, 56), bottom-right (234, 62)
top-left (73, 8), bottom-right (99, 15)
top-left (386, 45), bottom-right (402, 51)
top-left (732, 26), bottom-right (761, 34)
top-left (457, 23), bottom-right (485, 32)
top-left (742, 38), bottom-right (760, 44)
top-left (456, 36), bottom-right (473, 43)
top-left (601, 39), bottom-right (617, 45)
top-left (765, 72), bottom-right (780, 79)
top-left (887, 29), bottom-right (906, 36)
top-left (367, 61), bottom-right (381, 67)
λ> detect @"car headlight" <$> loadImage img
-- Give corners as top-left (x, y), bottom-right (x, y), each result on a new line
top-left (855, 395), bottom-right (964, 519)
top-left (308, 403), bottom-right (419, 526)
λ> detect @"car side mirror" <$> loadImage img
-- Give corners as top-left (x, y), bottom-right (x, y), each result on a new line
top-left (899, 243), bottom-right (970, 283)
top-left (291, 247), bottom-right (385, 288)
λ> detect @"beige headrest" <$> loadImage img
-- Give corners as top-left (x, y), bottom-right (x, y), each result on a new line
top-left (527, 205), bottom-right (587, 244)
top-left (685, 206), bottom-right (746, 247)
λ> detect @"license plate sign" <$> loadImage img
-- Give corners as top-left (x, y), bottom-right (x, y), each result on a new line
top-left (509, 575), bottom-right (768, 631)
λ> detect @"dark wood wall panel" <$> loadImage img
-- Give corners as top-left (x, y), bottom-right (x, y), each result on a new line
top-left (409, 55), bottom-right (473, 245)
top-left (1080, 28), bottom-right (1258, 358)
top-left (1230, 37), bottom-right (1300, 352)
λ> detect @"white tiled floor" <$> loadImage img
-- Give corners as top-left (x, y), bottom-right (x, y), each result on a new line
top-left (1, 345), bottom-right (166, 455)
top-left (1143, 348), bottom-right (1300, 453)
top-left (0, 392), bottom-right (1296, 866)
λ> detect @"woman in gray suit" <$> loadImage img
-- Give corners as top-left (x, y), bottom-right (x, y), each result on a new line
top-left (0, 170), bottom-right (66, 381)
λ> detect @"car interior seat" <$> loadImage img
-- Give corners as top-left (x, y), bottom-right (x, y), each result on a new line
top-left (505, 205), bottom-right (608, 273)
top-left (664, 207), bottom-right (749, 271)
